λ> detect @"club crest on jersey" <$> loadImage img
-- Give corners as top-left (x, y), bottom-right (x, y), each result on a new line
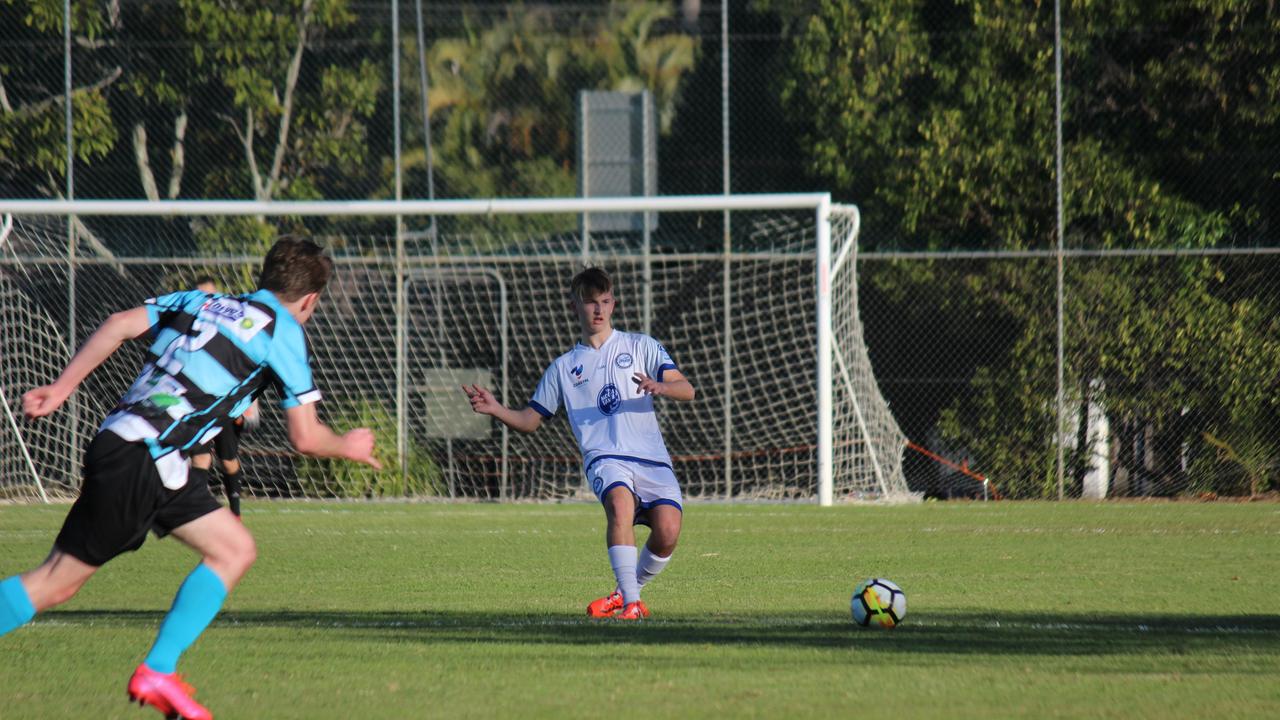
top-left (615, 353), bottom-right (633, 369)
top-left (570, 364), bottom-right (589, 387)
top-left (597, 383), bottom-right (622, 415)
top-left (591, 475), bottom-right (604, 497)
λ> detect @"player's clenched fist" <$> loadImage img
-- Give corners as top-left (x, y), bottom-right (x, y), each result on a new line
top-left (462, 384), bottom-right (498, 415)
top-left (23, 384), bottom-right (70, 419)
top-left (342, 427), bottom-right (382, 469)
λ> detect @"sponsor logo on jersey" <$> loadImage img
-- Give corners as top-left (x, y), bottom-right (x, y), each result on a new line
top-left (205, 298), bottom-right (245, 321)
top-left (597, 383), bottom-right (622, 415)
top-left (615, 353), bottom-right (633, 369)
top-left (570, 363), bottom-right (589, 387)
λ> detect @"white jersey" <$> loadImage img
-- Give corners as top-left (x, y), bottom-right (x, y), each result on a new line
top-left (528, 330), bottom-right (679, 475)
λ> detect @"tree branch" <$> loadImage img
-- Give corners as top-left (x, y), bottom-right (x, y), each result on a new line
top-left (133, 122), bottom-right (161, 201)
top-left (243, 106), bottom-right (264, 199)
top-left (263, 0), bottom-right (315, 201)
top-left (0, 73), bottom-right (11, 113)
top-left (10, 67), bottom-right (123, 118)
top-left (167, 112), bottom-right (187, 199)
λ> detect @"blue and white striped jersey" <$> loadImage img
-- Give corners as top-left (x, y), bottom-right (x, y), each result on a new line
top-left (528, 330), bottom-right (679, 476)
top-left (100, 288), bottom-right (321, 489)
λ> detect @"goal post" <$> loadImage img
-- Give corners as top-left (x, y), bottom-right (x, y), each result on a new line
top-left (0, 195), bottom-right (912, 504)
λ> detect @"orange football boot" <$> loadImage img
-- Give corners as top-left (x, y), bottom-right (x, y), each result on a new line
top-left (587, 590), bottom-right (624, 618)
top-left (617, 600), bottom-right (650, 620)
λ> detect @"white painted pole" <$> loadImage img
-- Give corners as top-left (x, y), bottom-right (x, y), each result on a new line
top-left (816, 195), bottom-right (834, 506)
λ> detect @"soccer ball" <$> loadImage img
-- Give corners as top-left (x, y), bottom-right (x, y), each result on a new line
top-left (850, 578), bottom-right (906, 628)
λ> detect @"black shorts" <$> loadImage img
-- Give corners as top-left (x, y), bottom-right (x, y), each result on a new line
top-left (55, 432), bottom-right (223, 566)
top-left (212, 419), bottom-right (244, 462)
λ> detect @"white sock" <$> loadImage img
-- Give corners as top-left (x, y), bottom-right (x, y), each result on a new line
top-left (608, 545), bottom-right (641, 604)
top-left (636, 545), bottom-right (672, 588)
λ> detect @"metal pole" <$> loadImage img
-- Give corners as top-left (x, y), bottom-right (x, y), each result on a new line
top-left (1054, 0), bottom-right (1066, 500)
top-left (720, 0), bottom-right (733, 499)
top-left (393, 0), bottom-right (409, 488)
top-left (642, 92), bottom-right (653, 335)
top-left (64, 0), bottom-right (78, 482)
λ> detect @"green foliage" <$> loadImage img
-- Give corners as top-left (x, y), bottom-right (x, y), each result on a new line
top-left (409, 2), bottom-right (697, 237)
top-left (295, 399), bottom-right (444, 498)
top-left (766, 0), bottom-right (1280, 495)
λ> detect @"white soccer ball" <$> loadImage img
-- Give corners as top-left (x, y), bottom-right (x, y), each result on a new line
top-left (850, 578), bottom-right (906, 628)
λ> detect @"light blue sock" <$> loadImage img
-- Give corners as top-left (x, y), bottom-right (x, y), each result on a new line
top-left (144, 564), bottom-right (228, 674)
top-left (0, 576), bottom-right (37, 637)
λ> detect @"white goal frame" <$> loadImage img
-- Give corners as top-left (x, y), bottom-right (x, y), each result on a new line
top-left (0, 194), bottom-right (904, 505)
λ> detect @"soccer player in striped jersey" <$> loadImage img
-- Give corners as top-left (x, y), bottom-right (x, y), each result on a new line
top-left (0, 239), bottom-right (380, 720)
top-left (463, 267), bottom-right (695, 620)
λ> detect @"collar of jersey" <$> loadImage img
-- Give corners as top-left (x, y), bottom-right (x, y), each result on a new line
top-left (576, 328), bottom-right (617, 352)
top-left (247, 288), bottom-right (287, 314)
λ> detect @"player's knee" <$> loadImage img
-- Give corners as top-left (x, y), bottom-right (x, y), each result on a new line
top-left (647, 526), bottom-right (679, 556)
top-left (231, 533), bottom-right (258, 574)
top-left (649, 536), bottom-right (678, 557)
top-left (206, 529), bottom-right (257, 580)
top-left (27, 573), bottom-right (88, 611)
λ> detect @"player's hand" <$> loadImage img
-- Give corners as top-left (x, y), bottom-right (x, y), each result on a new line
top-left (22, 383), bottom-right (71, 419)
top-left (242, 399), bottom-right (261, 432)
top-left (462, 384), bottom-right (499, 415)
top-left (632, 372), bottom-right (665, 397)
top-left (342, 427), bottom-right (381, 469)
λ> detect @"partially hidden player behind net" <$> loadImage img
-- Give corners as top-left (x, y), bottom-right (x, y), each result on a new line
top-left (463, 267), bottom-right (696, 620)
top-left (190, 276), bottom-right (259, 518)
top-left (0, 238), bottom-right (381, 720)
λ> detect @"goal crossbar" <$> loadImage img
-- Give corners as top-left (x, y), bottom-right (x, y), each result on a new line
top-left (0, 194), bottom-right (832, 218)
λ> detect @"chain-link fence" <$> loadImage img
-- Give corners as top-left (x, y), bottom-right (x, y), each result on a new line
top-left (2, 1), bottom-right (1277, 499)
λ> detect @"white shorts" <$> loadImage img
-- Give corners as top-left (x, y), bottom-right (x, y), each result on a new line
top-left (588, 459), bottom-right (684, 520)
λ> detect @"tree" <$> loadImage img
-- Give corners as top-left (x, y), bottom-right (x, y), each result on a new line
top-left (760, 0), bottom-right (1280, 496)
top-left (406, 2), bottom-right (697, 235)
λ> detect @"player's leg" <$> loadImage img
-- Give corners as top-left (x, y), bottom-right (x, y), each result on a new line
top-left (602, 485), bottom-right (642, 605)
top-left (0, 549), bottom-right (97, 636)
top-left (214, 424), bottom-right (244, 517)
top-left (142, 477), bottom-right (254, 676)
top-left (586, 462), bottom-right (639, 617)
top-left (4, 432), bottom-right (158, 637)
top-left (128, 471), bottom-right (249, 720)
top-left (637, 504), bottom-right (681, 590)
top-left (632, 465), bottom-right (683, 591)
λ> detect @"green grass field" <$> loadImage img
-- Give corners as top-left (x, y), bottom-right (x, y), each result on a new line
top-left (3, 501), bottom-right (1279, 718)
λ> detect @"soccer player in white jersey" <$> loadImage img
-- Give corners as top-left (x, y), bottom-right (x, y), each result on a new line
top-left (463, 267), bottom-right (695, 620)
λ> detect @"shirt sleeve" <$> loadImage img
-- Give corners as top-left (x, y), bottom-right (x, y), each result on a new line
top-left (265, 318), bottom-right (322, 409)
top-left (143, 290), bottom-right (202, 333)
top-left (528, 362), bottom-right (561, 418)
top-left (640, 335), bottom-right (678, 382)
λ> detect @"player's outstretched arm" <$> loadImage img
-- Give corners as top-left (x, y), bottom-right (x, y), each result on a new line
top-left (284, 403), bottom-right (382, 469)
top-left (23, 306), bottom-right (153, 419)
top-left (462, 384), bottom-right (543, 433)
top-left (632, 369), bottom-right (695, 402)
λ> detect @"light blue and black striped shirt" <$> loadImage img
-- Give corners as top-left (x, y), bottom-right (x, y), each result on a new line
top-left (100, 288), bottom-right (321, 489)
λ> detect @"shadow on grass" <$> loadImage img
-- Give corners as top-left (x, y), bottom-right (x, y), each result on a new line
top-left (40, 609), bottom-right (1280, 657)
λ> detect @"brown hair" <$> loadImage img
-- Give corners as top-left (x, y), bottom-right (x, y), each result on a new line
top-left (570, 267), bottom-right (612, 302)
top-left (258, 237), bottom-right (334, 301)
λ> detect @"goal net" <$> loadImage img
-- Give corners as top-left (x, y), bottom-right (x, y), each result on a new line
top-left (0, 197), bottom-right (910, 504)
